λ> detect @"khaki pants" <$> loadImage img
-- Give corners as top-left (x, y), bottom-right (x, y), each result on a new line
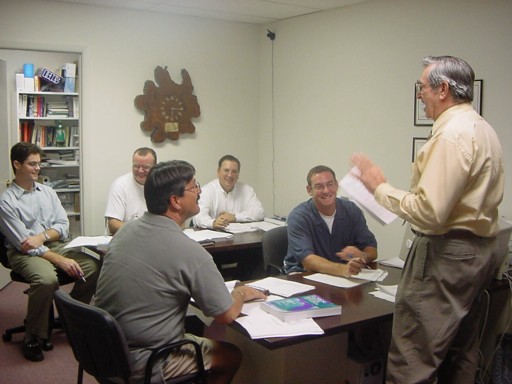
top-left (8, 242), bottom-right (100, 339)
top-left (161, 334), bottom-right (213, 379)
top-left (386, 234), bottom-right (500, 384)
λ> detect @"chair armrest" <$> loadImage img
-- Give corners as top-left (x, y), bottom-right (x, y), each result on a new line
top-left (144, 339), bottom-right (208, 384)
top-left (265, 263), bottom-right (285, 277)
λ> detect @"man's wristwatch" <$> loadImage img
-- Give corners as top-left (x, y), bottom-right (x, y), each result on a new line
top-left (44, 232), bottom-right (50, 241)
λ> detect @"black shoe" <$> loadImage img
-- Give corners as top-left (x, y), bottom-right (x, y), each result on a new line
top-left (22, 338), bottom-right (44, 362)
top-left (40, 339), bottom-right (53, 351)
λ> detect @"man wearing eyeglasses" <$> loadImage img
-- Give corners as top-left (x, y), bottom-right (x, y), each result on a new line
top-left (0, 142), bottom-right (100, 362)
top-left (283, 165), bottom-right (377, 277)
top-left (352, 56), bottom-right (504, 383)
top-left (104, 147), bottom-right (157, 235)
top-left (193, 154), bottom-right (265, 231)
top-left (95, 160), bottom-right (266, 383)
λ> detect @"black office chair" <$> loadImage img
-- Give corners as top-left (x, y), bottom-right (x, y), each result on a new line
top-left (261, 226), bottom-right (288, 276)
top-left (54, 289), bottom-right (208, 384)
top-left (0, 231), bottom-right (75, 348)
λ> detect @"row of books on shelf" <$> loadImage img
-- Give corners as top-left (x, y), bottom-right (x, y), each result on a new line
top-left (57, 191), bottom-right (80, 214)
top-left (19, 94), bottom-right (79, 118)
top-left (48, 177), bottom-right (80, 189)
top-left (20, 122), bottom-right (79, 148)
top-left (43, 151), bottom-right (79, 166)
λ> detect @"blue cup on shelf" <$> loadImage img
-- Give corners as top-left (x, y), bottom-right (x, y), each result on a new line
top-left (23, 63), bottom-right (34, 78)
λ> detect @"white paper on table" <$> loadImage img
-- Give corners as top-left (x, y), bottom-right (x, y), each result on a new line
top-left (246, 277), bottom-right (315, 297)
top-left (183, 229), bottom-right (233, 242)
top-left (376, 284), bottom-right (398, 297)
top-left (350, 268), bottom-right (388, 282)
top-left (369, 284), bottom-right (398, 303)
top-left (378, 257), bottom-right (405, 269)
top-left (339, 166), bottom-right (398, 225)
top-left (235, 314), bottom-right (324, 339)
top-left (64, 235), bottom-right (112, 250)
top-left (304, 273), bottom-right (366, 288)
top-left (225, 223), bottom-right (259, 234)
top-left (248, 221), bottom-right (281, 231)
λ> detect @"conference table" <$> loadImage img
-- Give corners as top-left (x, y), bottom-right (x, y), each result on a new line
top-left (204, 264), bottom-right (402, 384)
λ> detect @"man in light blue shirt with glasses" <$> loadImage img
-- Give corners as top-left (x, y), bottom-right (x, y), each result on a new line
top-left (0, 142), bottom-right (99, 362)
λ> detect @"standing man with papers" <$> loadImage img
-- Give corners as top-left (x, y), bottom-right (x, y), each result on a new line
top-left (95, 160), bottom-right (266, 383)
top-left (352, 56), bottom-right (504, 384)
top-left (283, 165), bottom-right (377, 276)
top-left (193, 154), bottom-right (265, 230)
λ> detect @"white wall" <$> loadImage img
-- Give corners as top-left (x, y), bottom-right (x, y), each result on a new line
top-left (1, 0), bottom-right (511, 259)
top-left (259, 0), bottom-right (512, 258)
top-left (0, 0), bottom-right (262, 237)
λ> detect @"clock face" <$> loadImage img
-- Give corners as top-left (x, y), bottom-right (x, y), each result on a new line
top-left (160, 96), bottom-right (184, 122)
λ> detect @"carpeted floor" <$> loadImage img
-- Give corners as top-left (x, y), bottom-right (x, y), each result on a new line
top-left (0, 281), bottom-right (97, 384)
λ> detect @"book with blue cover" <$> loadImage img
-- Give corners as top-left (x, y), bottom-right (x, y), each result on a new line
top-left (260, 294), bottom-right (341, 321)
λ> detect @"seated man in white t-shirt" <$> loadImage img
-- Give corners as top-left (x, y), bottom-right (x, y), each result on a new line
top-left (104, 147), bottom-right (157, 235)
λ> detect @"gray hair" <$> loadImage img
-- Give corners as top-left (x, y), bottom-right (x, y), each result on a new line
top-left (422, 56), bottom-right (475, 103)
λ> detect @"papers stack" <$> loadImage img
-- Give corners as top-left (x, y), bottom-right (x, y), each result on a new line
top-left (225, 223), bottom-right (259, 234)
top-left (236, 297), bottom-right (324, 339)
top-left (251, 220), bottom-right (283, 231)
top-left (369, 284), bottom-right (398, 303)
top-left (351, 268), bottom-right (388, 282)
top-left (64, 235), bottom-right (112, 252)
top-left (246, 277), bottom-right (315, 297)
top-left (304, 269), bottom-right (388, 288)
top-left (183, 229), bottom-right (233, 243)
top-left (304, 273), bottom-right (366, 288)
top-left (235, 314), bottom-right (324, 339)
top-left (378, 257), bottom-right (405, 269)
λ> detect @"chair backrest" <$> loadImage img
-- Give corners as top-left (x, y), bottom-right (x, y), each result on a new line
top-left (0, 231), bottom-right (10, 269)
top-left (261, 226), bottom-right (288, 276)
top-left (54, 289), bottom-right (132, 383)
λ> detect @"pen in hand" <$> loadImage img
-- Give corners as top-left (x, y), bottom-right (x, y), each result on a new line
top-left (235, 281), bottom-right (270, 296)
top-left (79, 273), bottom-right (86, 282)
top-left (347, 253), bottom-right (370, 270)
top-left (249, 286), bottom-right (270, 296)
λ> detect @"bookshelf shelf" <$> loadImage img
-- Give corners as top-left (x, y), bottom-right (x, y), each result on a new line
top-left (16, 88), bottom-right (82, 237)
top-left (19, 91), bottom-right (79, 96)
top-left (54, 188), bottom-right (80, 193)
top-left (20, 117), bottom-right (79, 121)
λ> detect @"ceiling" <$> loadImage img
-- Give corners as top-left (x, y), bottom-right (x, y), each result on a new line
top-left (43, 0), bottom-right (370, 24)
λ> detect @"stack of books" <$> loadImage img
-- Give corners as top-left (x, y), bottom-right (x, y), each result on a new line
top-left (260, 294), bottom-right (341, 321)
top-left (46, 101), bottom-right (69, 117)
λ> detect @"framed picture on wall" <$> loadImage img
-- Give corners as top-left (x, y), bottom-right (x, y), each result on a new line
top-left (472, 79), bottom-right (483, 115)
top-left (414, 97), bottom-right (432, 126)
top-left (414, 79), bottom-right (483, 126)
top-left (412, 137), bottom-right (428, 162)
